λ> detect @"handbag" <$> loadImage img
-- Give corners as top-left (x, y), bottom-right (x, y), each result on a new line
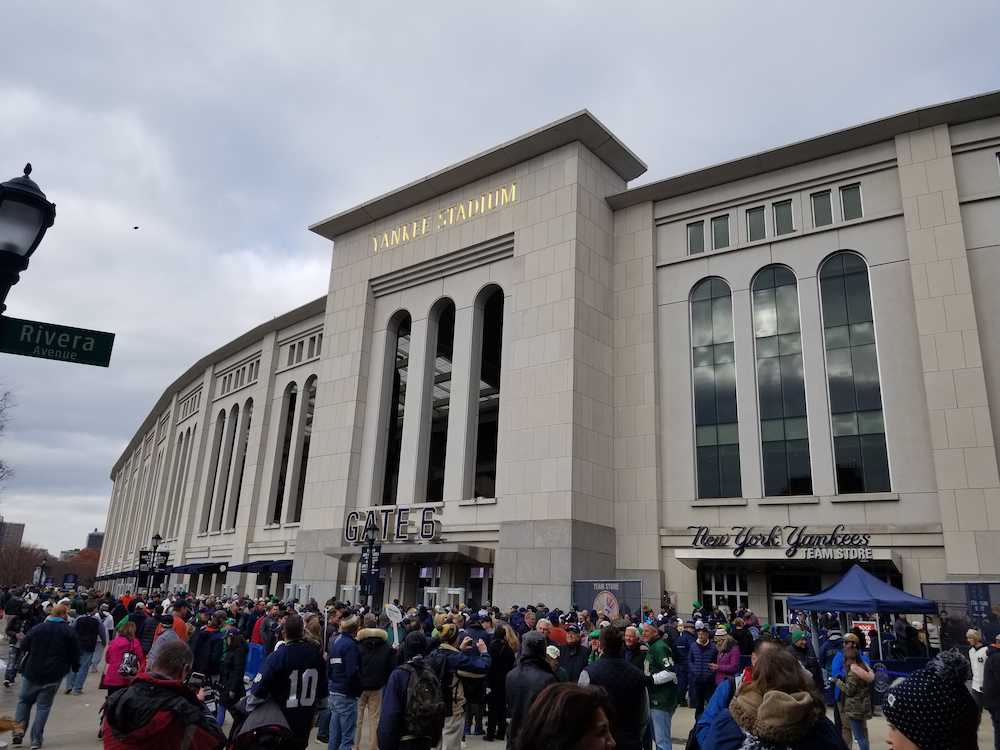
top-left (118, 641), bottom-right (139, 677)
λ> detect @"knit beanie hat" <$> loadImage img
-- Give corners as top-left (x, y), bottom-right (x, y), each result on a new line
top-left (883, 650), bottom-right (978, 750)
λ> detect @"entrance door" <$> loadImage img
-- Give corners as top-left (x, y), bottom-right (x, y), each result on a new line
top-left (423, 587), bottom-right (440, 608)
top-left (771, 594), bottom-right (803, 627)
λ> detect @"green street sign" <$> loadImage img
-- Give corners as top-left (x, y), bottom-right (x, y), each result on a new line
top-left (0, 315), bottom-right (115, 367)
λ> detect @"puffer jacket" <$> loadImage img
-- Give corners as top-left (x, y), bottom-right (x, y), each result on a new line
top-left (102, 672), bottom-right (226, 750)
top-left (688, 638), bottom-right (718, 682)
top-left (704, 682), bottom-right (845, 750)
top-left (358, 627), bottom-right (396, 691)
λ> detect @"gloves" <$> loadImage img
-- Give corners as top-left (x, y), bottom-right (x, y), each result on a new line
top-left (652, 670), bottom-right (677, 685)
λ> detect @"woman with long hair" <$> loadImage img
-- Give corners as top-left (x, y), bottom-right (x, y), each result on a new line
top-left (704, 647), bottom-right (844, 749)
top-left (102, 618), bottom-right (146, 699)
top-left (486, 622), bottom-right (519, 741)
top-left (515, 682), bottom-right (616, 750)
top-left (834, 638), bottom-right (874, 750)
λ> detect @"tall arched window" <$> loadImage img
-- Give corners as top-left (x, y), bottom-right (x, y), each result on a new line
top-left (271, 383), bottom-right (298, 523)
top-left (426, 299), bottom-right (456, 502)
top-left (290, 379), bottom-right (316, 522)
top-left (691, 278), bottom-right (741, 498)
top-left (170, 426), bottom-right (193, 538)
top-left (752, 266), bottom-right (812, 495)
top-left (212, 404), bottom-right (239, 531)
top-left (382, 313), bottom-right (411, 504)
top-left (201, 411), bottom-right (227, 532)
top-left (227, 399), bottom-right (253, 529)
top-left (819, 252), bottom-right (890, 493)
top-left (474, 287), bottom-right (504, 498)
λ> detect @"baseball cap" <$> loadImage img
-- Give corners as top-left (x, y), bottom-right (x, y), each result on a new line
top-left (566, 624), bottom-right (580, 634)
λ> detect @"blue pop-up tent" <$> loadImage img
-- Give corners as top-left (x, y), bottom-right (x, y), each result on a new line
top-left (787, 565), bottom-right (937, 661)
top-left (787, 564), bottom-right (937, 614)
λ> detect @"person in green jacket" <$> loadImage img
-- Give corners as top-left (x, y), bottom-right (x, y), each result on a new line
top-left (588, 629), bottom-right (602, 664)
top-left (642, 622), bottom-right (678, 750)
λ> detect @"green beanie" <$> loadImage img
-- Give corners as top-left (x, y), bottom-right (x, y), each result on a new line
top-left (791, 629), bottom-right (806, 642)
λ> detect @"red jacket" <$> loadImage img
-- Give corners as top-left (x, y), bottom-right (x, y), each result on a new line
top-left (102, 673), bottom-right (225, 750)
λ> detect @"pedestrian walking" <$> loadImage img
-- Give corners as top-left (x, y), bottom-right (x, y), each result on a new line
top-left (485, 621), bottom-right (518, 742)
top-left (376, 631), bottom-right (446, 750)
top-left (12, 602), bottom-right (80, 749)
top-left (428, 623), bottom-right (490, 750)
top-left (969, 628), bottom-right (989, 714)
top-left (327, 614), bottom-right (362, 750)
top-left (64, 603), bottom-right (107, 695)
top-left (641, 622), bottom-right (677, 750)
top-left (505, 631), bottom-right (556, 747)
top-left (687, 623), bottom-right (718, 718)
top-left (579, 626), bottom-right (649, 750)
top-left (355, 614), bottom-right (395, 750)
top-left (3, 600), bottom-right (31, 688)
top-left (102, 618), bottom-right (146, 699)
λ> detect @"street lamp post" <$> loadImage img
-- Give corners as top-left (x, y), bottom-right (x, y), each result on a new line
top-left (149, 533), bottom-right (163, 599)
top-left (362, 527), bottom-right (377, 612)
top-left (0, 164), bottom-right (57, 314)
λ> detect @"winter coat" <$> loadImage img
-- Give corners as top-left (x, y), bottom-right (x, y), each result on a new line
top-left (20, 617), bottom-right (80, 685)
top-left (102, 672), bottom-right (226, 750)
top-left (688, 639), bottom-right (718, 683)
top-left (715, 641), bottom-right (742, 685)
top-left (376, 657), bottom-right (424, 750)
top-left (104, 635), bottom-right (147, 688)
top-left (788, 643), bottom-right (823, 689)
top-left (981, 646), bottom-right (1000, 710)
top-left (358, 627), bottom-right (395, 691)
top-left (189, 626), bottom-right (224, 677)
top-left (644, 635), bottom-right (679, 712)
top-left (73, 613), bottom-right (107, 653)
top-left (327, 632), bottom-right (362, 697)
top-left (429, 642), bottom-right (491, 717)
top-left (146, 627), bottom-right (180, 670)
top-left (218, 638), bottom-right (248, 708)
top-left (704, 682), bottom-right (845, 750)
top-left (557, 642), bottom-right (589, 685)
top-left (487, 636), bottom-right (517, 706)
top-left (581, 653), bottom-right (649, 750)
top-left (732, 627), bottom-right (755, 656)
top-left (505, 655), bottom-right (556, 745)
top-left (829, 650), bottom-right (871, 701)
top-left (673, 630), bottom-right (695, 672)
top-left (836, 667), bottom-right (873, 720)
top-left (134, 613), bottom-right (158, 655)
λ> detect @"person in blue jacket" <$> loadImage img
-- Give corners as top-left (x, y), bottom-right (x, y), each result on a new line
top-left (377, 631), bottom-right (435, 750)
top-left (673, 620), bottom-right (696, 706)
top-left (327, 615), bottom-right (362, 750)
top-left (687, 623), bottom-right (718, 718)
top-left (694, 633), bottom-right (778, 747)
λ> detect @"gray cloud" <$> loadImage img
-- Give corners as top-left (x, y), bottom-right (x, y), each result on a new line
top-left (1, 0), bottom-right (998, 552)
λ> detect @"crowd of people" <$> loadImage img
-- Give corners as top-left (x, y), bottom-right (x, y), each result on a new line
top-left (0, 585), bottom-right (991, 749)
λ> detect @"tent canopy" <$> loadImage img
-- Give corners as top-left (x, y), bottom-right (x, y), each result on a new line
top-left (787, 564), bottom-right (937, 614)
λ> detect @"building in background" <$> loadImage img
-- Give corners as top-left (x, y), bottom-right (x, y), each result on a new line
top-left (97, 90), bottom-right (1000, 622)
top-left (0, 517), bottom-right (25, 548)
top-left (60, 548), bottom-right (82, 561)
top-left (86, 529), bottom-right (104, 551)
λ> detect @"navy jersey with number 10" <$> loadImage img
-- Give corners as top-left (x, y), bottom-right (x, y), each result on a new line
top-left (251, 640), bottom-right (329, 740)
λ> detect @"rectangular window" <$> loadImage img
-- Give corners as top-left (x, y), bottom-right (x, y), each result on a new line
top-left (687, 221), bottom-right (705, 255)
top-left (840, 184), bottom-right (863, 221)
top-left (711, 215), bottom-right (730, 250)
top-left (317, 333), bottom-right (323, 355)
top-left (286, 347), bottom-right (294, 367)
top-left (296, 341), bottom-right (304, 362)
top-left (307, 336), bottom-right (316, 359)
top-left (773, 200), bottom-right (794, 235)
top-left (811, 191), bottom-right (833, 227)
top-left (747, 206), bottom-right (765, 242)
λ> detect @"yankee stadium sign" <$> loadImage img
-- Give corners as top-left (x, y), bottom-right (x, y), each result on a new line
top-left (688, 524), bottom-right (873, 560)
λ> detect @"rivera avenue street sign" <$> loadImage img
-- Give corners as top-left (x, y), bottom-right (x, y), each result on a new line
top-left (0, 314), bottom-right (115, 367)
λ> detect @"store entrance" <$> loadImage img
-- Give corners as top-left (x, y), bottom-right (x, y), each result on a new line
top-left (771, 594), bottom-right (798, 626)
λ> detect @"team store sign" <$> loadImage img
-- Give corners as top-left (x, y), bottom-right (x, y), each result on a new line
top-left (688, 524), bottom-right (873, 560)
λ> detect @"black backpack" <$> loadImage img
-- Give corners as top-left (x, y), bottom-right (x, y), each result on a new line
top-left (400, 660), bottom-right (447, 743)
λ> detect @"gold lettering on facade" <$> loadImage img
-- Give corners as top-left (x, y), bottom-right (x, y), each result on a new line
top-left (371, 181), bottom-right (517, 254)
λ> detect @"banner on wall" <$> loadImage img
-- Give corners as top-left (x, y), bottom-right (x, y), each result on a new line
top-left (572, 580), bottom-right (643, 619)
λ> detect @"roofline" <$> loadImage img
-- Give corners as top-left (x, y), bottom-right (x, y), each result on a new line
top-left (607, 88), bottom-right (1000, 210)
top-left (309, 109), bottom-right (647, 240)
top-left (110, 296), bottom-right (327, 479)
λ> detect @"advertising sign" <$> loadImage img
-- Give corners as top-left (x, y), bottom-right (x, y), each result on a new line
top-left (572, 580), bottom-right (643, 619)
top-left (851, 620), bottom-right (879, 650)
top-left (62, 573), bottom-right (78, 589)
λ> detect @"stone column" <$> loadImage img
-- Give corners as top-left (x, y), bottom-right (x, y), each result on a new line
top-left (443, 303), bottom-right (478, 502)
top-left (397, 316), bottom-right (430, 504)
top-left (897, 125), bottom-right (1000, 574)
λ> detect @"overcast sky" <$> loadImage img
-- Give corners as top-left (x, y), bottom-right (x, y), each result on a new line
top-left (1, 1), bottom-right (998, 554)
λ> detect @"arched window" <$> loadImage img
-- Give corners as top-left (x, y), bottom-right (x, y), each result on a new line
top-left (227, 398), bottom-right (253, 529)
top-left (171, 426), bottom-right (193, 538)
top-left (290, 379), bottom-right (316, 522)
top-left (271, 383), bottom-right (298, 523)
top-left (201, 411), bottom-right (227, 532)
top-left (425, 299), bottom-right (456, 502)
top-left (752, 266), bottom-right (812, 495)
top-left (819, 252), bottom-right (890, 493)
top-left (212, 404), bottom-right (239, 531)
top-left (382, 313), bottom-right (411, 504)
top-left (474, 287), bottom-right (503, 498)
top-left (690, 278), bottom-right (741, 498)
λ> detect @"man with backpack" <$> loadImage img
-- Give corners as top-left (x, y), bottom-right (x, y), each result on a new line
top-left (426, 623), bottom-right (490, 750)
top-left (378, 631), bottom-right (446, 750)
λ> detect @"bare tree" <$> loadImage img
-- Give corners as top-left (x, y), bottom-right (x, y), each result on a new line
top-left (0, 389), bottom-right (11, 488)
top-left (0, 543), bottom-right (46, 587)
